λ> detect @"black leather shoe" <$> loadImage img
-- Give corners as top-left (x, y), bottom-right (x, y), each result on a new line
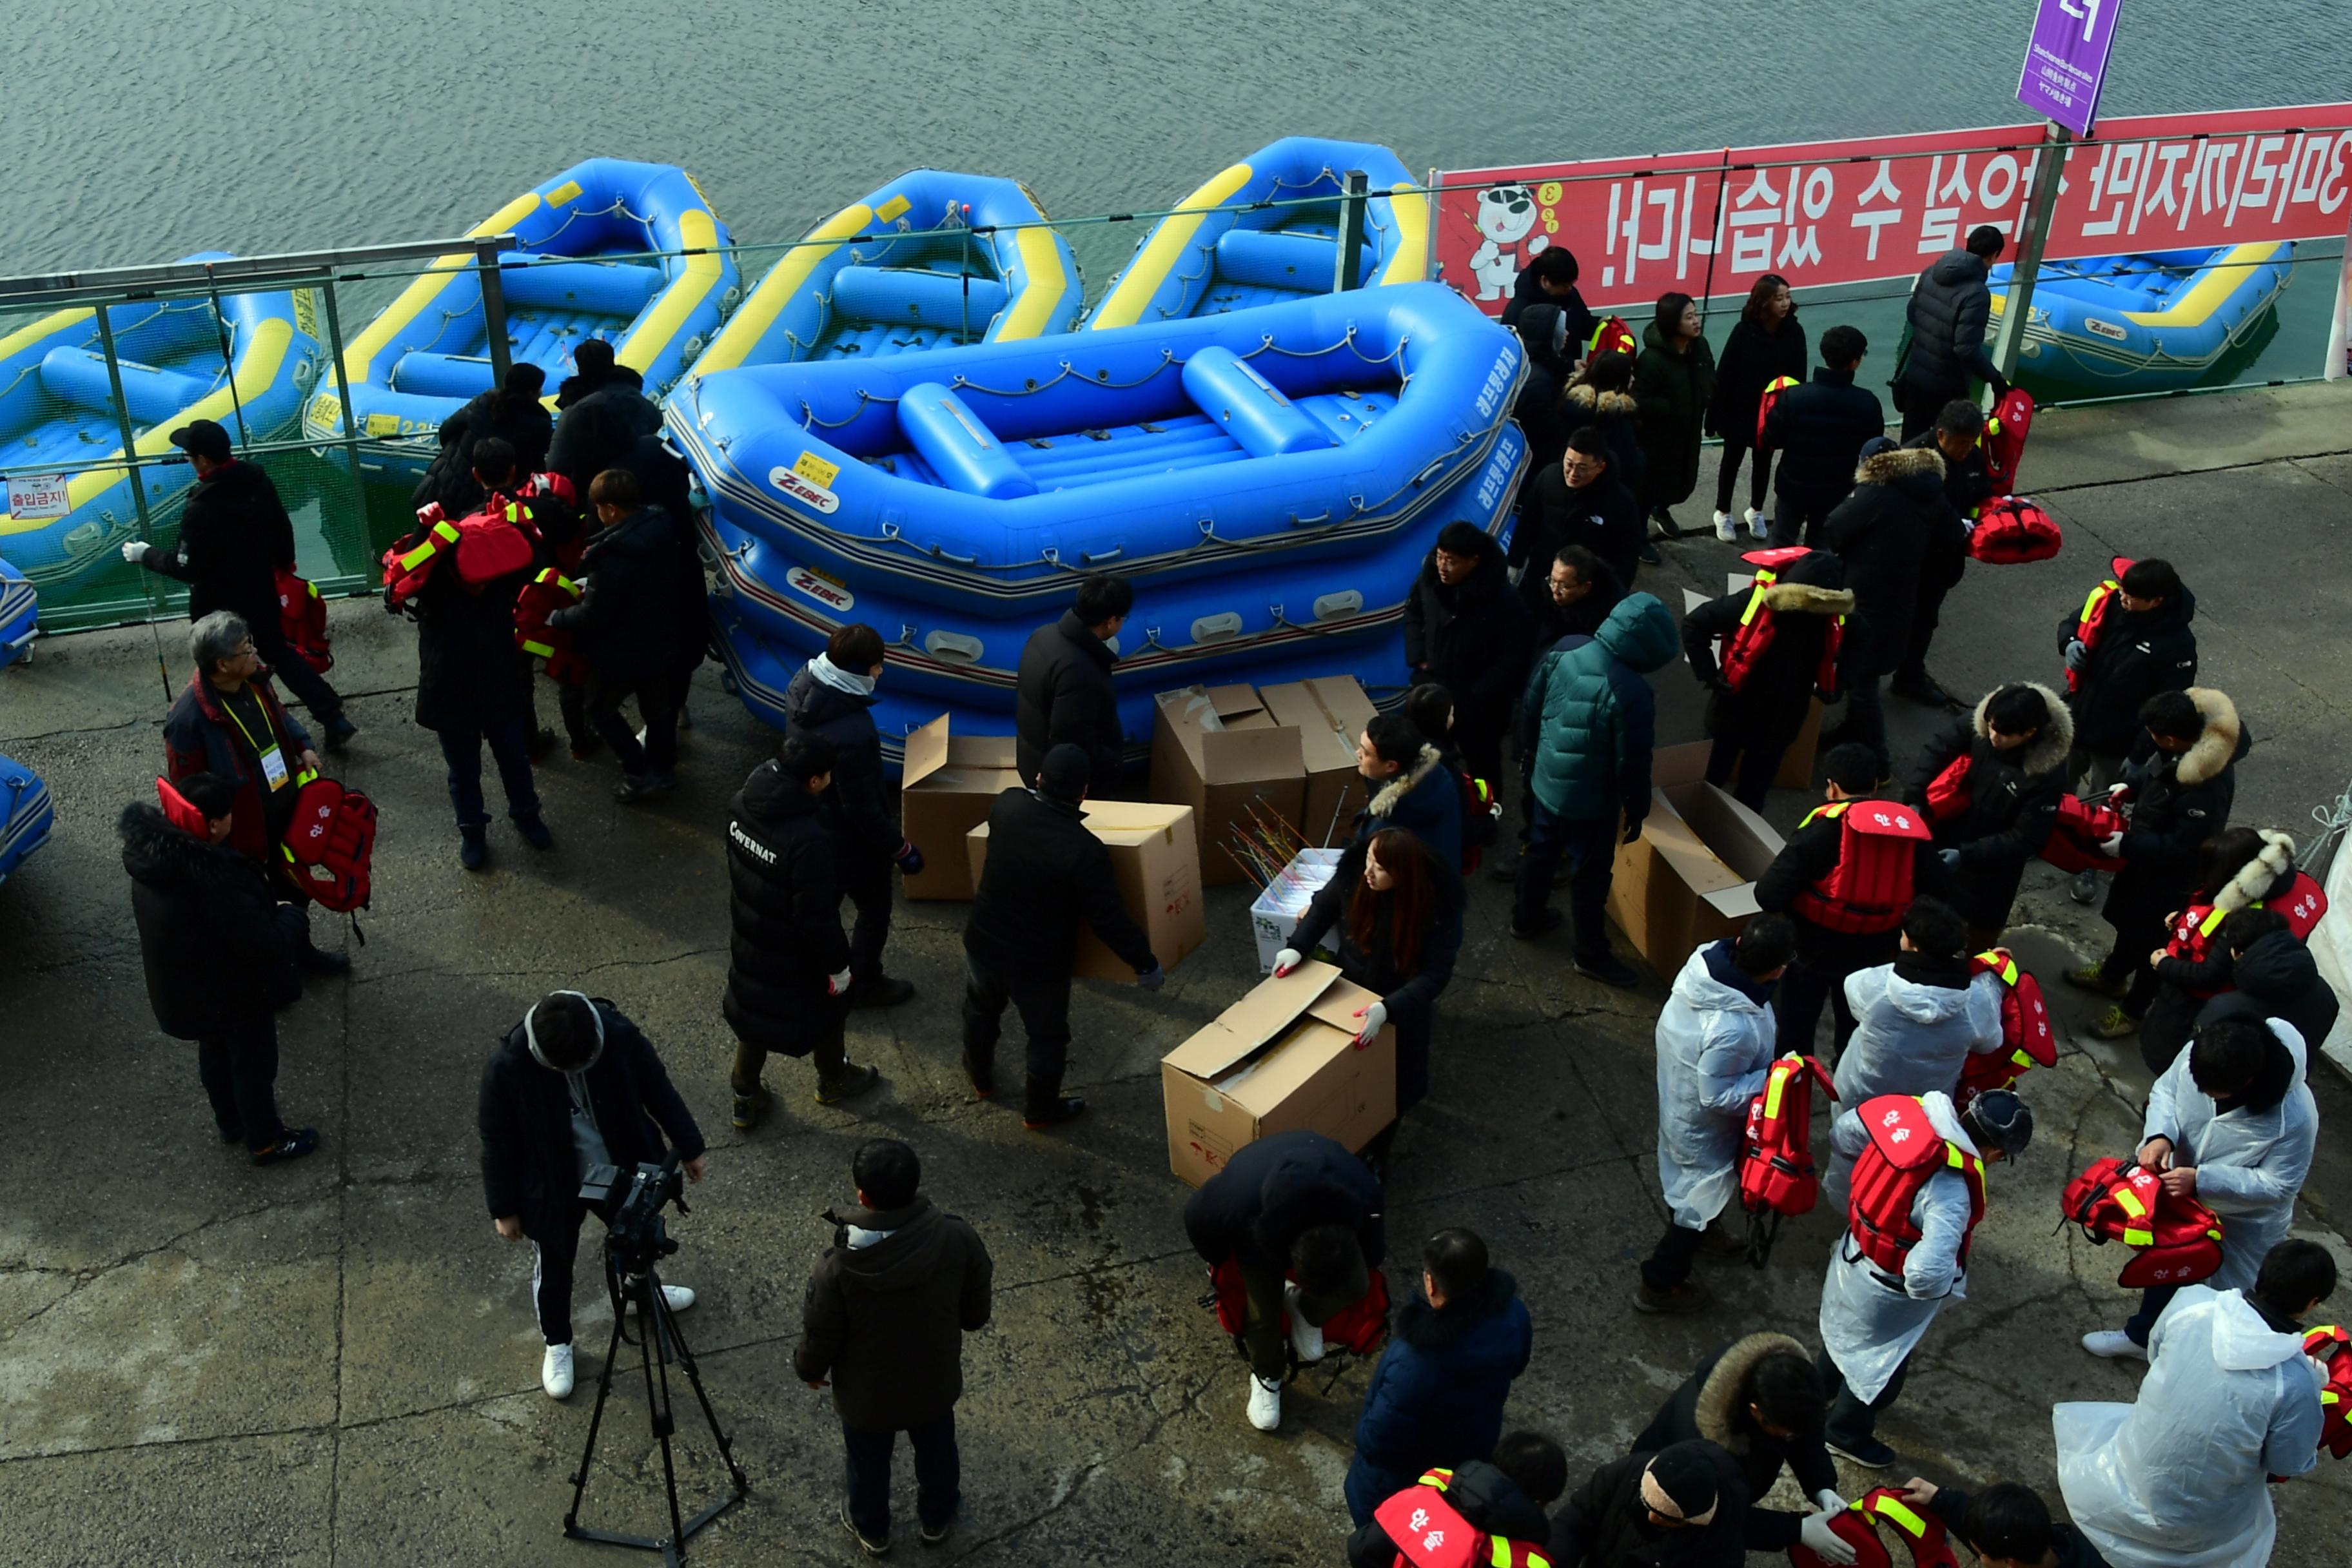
top-left (297, 945), bottom-right (351, 977)
top-left (1021, 1095), bottom-right (1086, 1131)
top-left (1890, 673), bottom-right (1962, 711)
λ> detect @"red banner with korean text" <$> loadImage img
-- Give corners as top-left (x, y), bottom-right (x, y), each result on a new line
top-left (1431, 104), bottom-right (2352, 313)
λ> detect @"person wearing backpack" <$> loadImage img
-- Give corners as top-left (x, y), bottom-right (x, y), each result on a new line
top-left (1347, 1433), bottom-right (1569, 1568)
top-left (1680, 548), bottom-right (1851, 809)
top-left (1404, 683), bottom-right (1500, 874)
top-left (1637, 916), bottom-right (1796, 1315)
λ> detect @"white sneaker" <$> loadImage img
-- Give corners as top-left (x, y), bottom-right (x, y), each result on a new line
top-left (542, 1342), bottom-right (576, 1399)
top-left (1246, 1373), bottom-right (1282, 1431)
top-left (623, 1283), bottom-right (698, 1315)
top-left (2081, 1329), bottom-right (2147, 1360)
top-left (1712, 510), bottom-right (1739, 542)
top-left (1284, 1281), bottom-right (1326, 1364)
top-left (1743, 507), bottom-right (1769, 540)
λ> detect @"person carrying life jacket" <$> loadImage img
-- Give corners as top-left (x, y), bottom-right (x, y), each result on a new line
top-left (1680, 548), bottom-right (1851, 809)
top-left (1903, 682), bottom-right (2072, 948)
top-left (1816, 1089), bottom-right (2032, 1468)
top-left (2057, 558), bottom-right (2196, 796)
top-left (382, 463), bottom-right (571, 612)
top-left (1789, 1485), bottom-right (1961, 1568)
top-left (1737, 1050), bottom-right (1839, 1267)
top-left (1890, 399), bottom-right (1994, 715)
top-left (1348, 1440), bottom-right (1569, 1568)
top-left (1953, 948), bottom-right (2055, 1107)
top-left (1892, 1477), bottom-right (2112, 1568)
top-left (1755, 745), bottom-right (1937, 1059)
top-left (2114, 830), bottom-right (2329, 1051)
top-left (2059, 1155), bottom-right (2224, 1294)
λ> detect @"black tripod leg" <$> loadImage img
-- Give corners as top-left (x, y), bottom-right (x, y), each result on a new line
top-left (565, 1310), bottom-right (632, 1532)
top-left (651, 1289), bottom-right (749, 1493)
top-left (642, 1281), bottom-right (687, 1559)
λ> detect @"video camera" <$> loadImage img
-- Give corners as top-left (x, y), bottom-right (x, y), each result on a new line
top-left (581, 1150), bottom-right (686, 1279)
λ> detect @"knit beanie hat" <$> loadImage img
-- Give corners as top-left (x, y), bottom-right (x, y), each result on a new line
top-left (1037, 743), bottom-right (1090, 803)
top-left (1639, 1442), bottom-right (1720, 1527)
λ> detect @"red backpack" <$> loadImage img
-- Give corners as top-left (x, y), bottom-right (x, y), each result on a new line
top-left (1739, 1053), bottom-right (1838, 1266)
top-left (274, 567), bottom-right (333, 673)
top-left (2059, 1157), bottom-right (2224, 1289)
top-left (1755, 375), bottom-right (1801, 449)
top-left (513, 568), bottom-right (588, 685)
top-left (1375, 1471), bottom-right (1553, 1568)
top-left (2064, 557), bottom-right (2133, 693)
top-left (1788, 799), bottom-right (1930, 934)
top-left (1921, 755), bottom-right (1972, 824)
top-left (1791, 1488), bottom-right (1960, 1568)
top-left (1587, 316), bottom-right (1638, 362)
top-left (382, 477), bottom-right (563, 609)
top-left (1206, 1255), bottom-right (1389, 1360)
top-left (1718, 548), bottom-right (1844, 700)
top-left (280, 770), bottom-right (377, 924)
top-left (2302, 1325), bottom-right (2352, 1460)
top-left (1982, 386), bottom-right (2035, 494)
top-left (1967, 496), bottom-right (2062, 564)
top-left (2039, 792), bottom-right (2129, 876)
top-left (1956, 949), bottom-right (2055, 1106)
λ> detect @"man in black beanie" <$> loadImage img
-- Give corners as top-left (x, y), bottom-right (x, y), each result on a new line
top-left (960, 743), bottom-right (1164, 1129)
top-left (1549, 1438), bottom-right (1748, 1567)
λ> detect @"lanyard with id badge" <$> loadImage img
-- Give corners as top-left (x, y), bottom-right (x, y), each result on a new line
top-left (224, 692), bottom-right (291, 792)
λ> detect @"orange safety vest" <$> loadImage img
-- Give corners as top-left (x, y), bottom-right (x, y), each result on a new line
top-left (1718, 547), bottom-right (1844, 700)
top-left (2059, 1156), bottom-right (2224, 1289)
top-left (1847, 1096), bottom-right (1984, 1277)
top-left (2302, 1324), bottom-right (2352, 1460)
top-left (1755, 375), bottom-right (1801, 449)
top-left (1374, 1471), bottom-right (1553, 1568)
top-left (1740, 1052), bottom-right (1838, 1219)
top-left (513, 568), bottom-right (588, 685)
top-left (1788, 799), bottom-right (1930, 934)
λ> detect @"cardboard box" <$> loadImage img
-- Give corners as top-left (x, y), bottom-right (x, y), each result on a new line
top-left (1259, 676), bottom-right (1378, 846)
top-left (1248, 847), bottom-right (1345, 974)
top-left (1160, 961), bottom-right (1396, 1186)
top-left (1605, 741), bottom-right (1786, 977)
top-left (1685, 586), bottom-right (1823, 791)
top-left (966, 799), bottom-right (1206, 981)
top-left (899, 714), bottom-right (1023, 901)
top-left (1150, 684), bottom-right (1307, 887)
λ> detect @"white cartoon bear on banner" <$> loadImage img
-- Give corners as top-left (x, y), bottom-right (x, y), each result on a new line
top-left (1469, 184), bottom-right (1548, 301)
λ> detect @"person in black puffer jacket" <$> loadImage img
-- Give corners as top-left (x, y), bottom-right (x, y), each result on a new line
top-left (1014, 574), bottom-right (1131, 790)
top-left (1512, 302), bottom-right (1574, 475)
top-left (1821, 436), bottom-right (1945, 776)
top-left (1633, 293), bottom-right (1716, 535)
top-left (1680, 548), bottom-right (1851, 808)
top-left (548, 363), bottom-right (661, 498)
top-left (1404, 522), bottom-right (1531, 794)
top-left (1892, 400), bottom-right (1995, 712)
top-left (1548, 1441), bottom-right (1749, 1568)
top-left (1503, 248), bottom-right (1598, 348)
top-left (552, 338), bottom-right (640, 411)
top-left (1763, 325), bottom-right (1886, 548)
top-left (1708, 275), bottom-right (1807, 537)
top-left (122, 774), bottom-right (313, 1164)
top-left (1631, 1334), bottom-right (1841, 1555)
top-left (417, 362), bottom-right (554, 517)
top-left (2059, 558), bottom-right (2199, 783)
top-left (2141, 911), bottom-right (2341, 1078)
top-left (1565, 353), bottom-right (1647, 499)
top-left (1894, 228), bottom-right (2011, 440)
top-left (784, 623), bottom-right (921, 1011)
top-left (1904, 681), bottom-right (2073, 944)
top-left (722, 735), bottom-right (877, 1122)
top-left (1348, 1438), bottom-right (1570, 1568)
top-left (1514, 428), bottom-right (1647, 599)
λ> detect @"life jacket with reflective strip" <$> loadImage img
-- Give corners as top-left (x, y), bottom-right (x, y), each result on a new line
top-left (1955, 949), bottom-right (2055, 1106)
top-left (380, 474), bottom-right (568, 607)
top-left (2064, 556), bottom-right (2134, 694)
top-left (2039, 791), bottom-right (2130, 876)
top-left (155, 776), bottom-right (210, 838)
top-left (1718, 548), bottom-right (1844, 699)
top-left (1741, 1053), bottom-right (1838, 1218)
top-left (1982, 386), bottom-right (2035, 495)
top-left (2058, 1156), bottom-right (2225, 1289)
top-left (2163, 872), bottom-right (2329, 995)
top-left (513, 568), bottom-right (588, 686)
top-left (1790, 1487), bottom-right (1961, 1568)
top-left (1966, 496), bottom-right (2062, 565)
top-left (2302, 1324), bottom-right (2352, 1460)
top-left (1587, 316), bottom-right (1637, 362)
top-left (1374, 1470), bottom-right (1553, 1568)
top-left (1206, 1255), bottom-right (1389, 1358)
top-left (273, 567), bottom-right (333, 673)
top-left (1922, 754), bottom-right (1972, 825)
top-left (279, 769), bottom-right (377, 918)
top-left (1847, 1096), bottom-right (1984, 1277)
top-left (1788, 799), bottom-right (1930, 934)
top-left (1755, 375), bottom-right (1801, 449)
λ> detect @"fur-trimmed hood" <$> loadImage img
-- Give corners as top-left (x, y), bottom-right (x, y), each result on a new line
top-left (2215, 830), bottom-right (2300, 915)
top-left (2174, 687), bottom-right (2243, 787)
top-left (1369, 744), bottom-right (1444, 818)
top-left (1854, 444), bottom-right (1945, 487)
top-left (1692, 1331), bottom-right (1809, 1455)
top-left (1969, 680), bottom-right (2074, 777)
top-left (1759, 581), bottom-right (1854, 617)
top-left (1566, 383), bottom-right (1638, 418)
top-left (118, 801), bottom-right (233, 889)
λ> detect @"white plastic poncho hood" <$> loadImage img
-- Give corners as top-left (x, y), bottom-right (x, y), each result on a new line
top-left (1832, 962), bottom-right (2004, 1107)
top-left (2141, 1017), bottom-right (2317, 1293)
top-left (1652, 942), bottom-right (1777, 1229)
top-left (2055, 1285), bottom-right (2323, 1568)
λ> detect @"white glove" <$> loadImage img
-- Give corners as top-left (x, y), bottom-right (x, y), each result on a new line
top-left (1272, 947), bottom-right (1304, 977)
top-left (2097, 830), bottom-right (2126, 856)
top-left (2105, 780), bottom-right (2133, 799)
top-left (120, 540), bottom-right (149, 564)
top-left (826, 968), bottom-right (852, 996)
top-left (1815, 1489), bottom-right (1847, 1513)
top-left (1353, 1001), bottom-right (1387, 1046)
top-left (1800, 1509), bottom-right (1857, 1565)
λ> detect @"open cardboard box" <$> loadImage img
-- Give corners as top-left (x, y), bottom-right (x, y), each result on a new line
top-left (1605, 741), bottom-right (1785, 977)
top-left (1160, 960), bottom-right (1396, 1187)
top-left (1690, 582), bottom-right (1825, 791)
top-left (898, 714), bottom-right (1023, 901)
top-left (1150, 684), bottom-right (1308, 886)
top-left (1259, 676), bottom-right (1378, 847)
top-left (967, 799), bottom-right (1206, 982)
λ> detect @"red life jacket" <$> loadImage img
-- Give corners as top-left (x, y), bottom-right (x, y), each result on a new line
top-left (155, 776), bottom-right (210, 838)
top-left (1718, 548), bottom-right (1844, 700)
top-left (1966, 496), bottom-right (2062, 565)
top-left (1755, 375), bottom-right (1801, 449)
top-left (1791, 1487), bottom-right (1961, 1568)
top-left (1740, 1052), bottom-right (1838, 1220)
top-left (1206, 1256), bottom-right (1390, 1358)
top-left (1587, 316), bottom-right (1637, 362)
top-left (273, 567), bottom-right (333, 673)
top-left (277, 769), bottom-right (377, 937)
top-left (2064, 556), bottom-right (2134, 694)
top-left (2039, 792), bottom-right (2129, 876)
top-left (1982, 386), bottom-right (2035, 494)
top-left (1375, 1471), bottom-right (1554, 1568)
top-left (1955, 949), bottom-right (2055, 1107)
top-left (513, 568), bottom-right (589, 686)
top-left (1921, 755), bottom-right (1972, 824)
top-left (1847, 1096), bottom-right (1985, 1277)
top-left (1788, 799), bottom-right (1930, 934)
top-left (2059, 1156), bottom-right (2225, 1289)
top-left (1452, 767), bottom-right (1499, 875)
top-left (381, 476), bottom-right (566, 608)
top-left (2302, 1324), bottom-right (2352, 1460)
top-left (2164, 872), bottom-right (2329, 994)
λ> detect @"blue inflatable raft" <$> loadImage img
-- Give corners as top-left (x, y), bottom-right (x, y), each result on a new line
top-left (674, 282), bottom-right (1526, 764)
top-left (689, 170), bottom-right (1080, 377)
top-left (0, 750), bottom-right (54, 888)
top-left (304, 159), bottom-right (736, 478)
top-left (1086, 137), bottom-right (1429, 328)
top-left (1990, 242), bottom-right (2292, 393)
top-left (1, 558), bottom-right (35, 665)
top-left (0, 264), bottom-right (325, 594)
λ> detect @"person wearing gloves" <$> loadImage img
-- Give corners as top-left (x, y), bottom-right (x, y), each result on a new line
top-left (1905, 683), bottom-right (2072, 947)
top-left (1402, 521), bottom-right (1532, 800)
top-left (1636, 916), bottom-right (1798, 1314)
top-left (784, 623), bottom-right (923, 1011)
top-left (2056, 1240), bottom-right (2335, 1568)
top-left (1277, 827), bottom-right (1462, 1170)
top-left (1897, 1478), bottom-right (2115, 1568)
top-left (1818, 434), bottom-right (1943, 778)
top-left (1348, 1433), bottom-right (1569, 1568)
top-left (1516, 591), bottom-right (1680, 983)
top-left (1632, 1335), bottom-right (1850, 1562)
top-left (2059, 559), bottom-right (2198, 802)
top-left (1680, 546), bottom-right (1852, 809)
top-left (2081, 1015), bottom-right (2319, 1361)
top-left (961, 744), bottom-right (1164, 1130)
top-left (1547, 1440), bottom-right (1749, 1568)
top-left (476, 990), bottom-right (707, 1400)
top-left (1816, 1087), bottom-right (2033, 1467)
top-left (1182, 1128), bottom-right (1384, 1433)
top-left (1893, 226), bottom-right (2010, 441)
top-left (1344, 1228), bottom-right (1534, 1525)
top-left (721, 734), bottom-right (879, 1126)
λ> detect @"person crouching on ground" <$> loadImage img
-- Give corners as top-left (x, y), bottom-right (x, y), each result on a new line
top-left (1632, 1334), bottom-right (1848, 1561)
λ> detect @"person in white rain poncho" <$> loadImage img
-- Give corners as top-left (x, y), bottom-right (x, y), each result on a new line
top-left (1815, 1088), bottom-right (2033, 1468)
top-left (2056, 1240), bottom-right (2335, 1568)
top-left (2083, 1015), bottom-right (2318, 1361)
top-left (1636, 916), bottom-right (1798, 1316)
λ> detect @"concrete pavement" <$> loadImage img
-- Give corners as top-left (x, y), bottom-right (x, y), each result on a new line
top-left (1, 380), bottom-right (2349, 1565)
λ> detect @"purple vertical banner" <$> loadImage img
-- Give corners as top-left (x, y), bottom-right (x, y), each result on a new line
top-left (2016, 0), bottom-right (2123, 136)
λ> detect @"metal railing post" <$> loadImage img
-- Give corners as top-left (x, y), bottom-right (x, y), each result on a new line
top-left (1333, 170), bottom-right (1369, 293)
top-left (1990, 126), bottom-right (2072, 385)
top-left (317, 274), bottom-right (373, 536)
top-left (476, 238), bottom-right (514, 384)
top-left (89, 299), bottom-right (156, 551)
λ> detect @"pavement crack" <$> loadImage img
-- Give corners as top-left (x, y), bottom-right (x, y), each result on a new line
top-left (1, 1197), bottom-right (311, 1342)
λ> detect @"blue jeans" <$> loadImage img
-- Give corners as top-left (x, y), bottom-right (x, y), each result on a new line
top-left (844, 1413), bottom-right (959, 1542)
top-left (433, 710), bottom-right (540, 829)
top-left (1514, 801), bottom-right (1618, 963)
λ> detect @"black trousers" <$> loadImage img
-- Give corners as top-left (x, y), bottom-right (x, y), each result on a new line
top-left (730, 1012), bottom-right (848, 1095)
top-left (1714, 437), bottom-right (1772, 514)
top-left (251, 625), bottom-right (343, 722)
top-left (587, 673), bottom-right (680, 779)
top-left (1641, 1220), bottom-right (1705, 1289)
top-left (839, 852), bottom-right (894, 984)
top-left (1514, 803), bottom-right (1618, 963)
top-left (1818, 1346), bottom-right (1910, 1450)
top-left (843, 1414), bottom-right (959, 1542)
top-left (1897, 569), bottom-right (1961, 684)
top-left (197, 1012), bottom-right (283, 1152)
top-left (2098, 905), bottom-right (2170, 1017)
top-left (1705, 734), bottom-right (1786, 810)
top-left (1769, 493), bottom-right (1838, 548)
top-left (529, 1198), bottom-right (618, 1346)
top-left (433, 710), bottom-right (540, 828)
top-left (1774, 955), bottom-right (1868, 1061)
top-left (961, 957), bottom-right (1072, 1090)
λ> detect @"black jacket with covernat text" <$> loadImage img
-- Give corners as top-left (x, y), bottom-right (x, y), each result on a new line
top-left (121, 802), bottom-right (300, 1037)
top-left (961, 787), bottom-right (1155, 981)
top-left (722, 761), bottom-right (850, 1052)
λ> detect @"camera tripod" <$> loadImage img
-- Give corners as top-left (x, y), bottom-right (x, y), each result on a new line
top-left (564, 1255), bottom-right (747, 1565)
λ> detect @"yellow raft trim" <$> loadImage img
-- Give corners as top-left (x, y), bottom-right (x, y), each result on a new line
top-left (1988, 241), bottom-right (2288, 333)
top-left (336, 190), bottom-right (545, 387)
top-left (691, 202), bottom-right (877, 377)
top-left (1088, 160), bottom-right (1257, 330)
top-left (0, 307), bottom-right (92, 364)
top-left (616, 207), bottom-right (724, 378)
top-left (998, 224), bottom-right (1073, 341)
top-left (1377, 181), bottom-right (1430, 284)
